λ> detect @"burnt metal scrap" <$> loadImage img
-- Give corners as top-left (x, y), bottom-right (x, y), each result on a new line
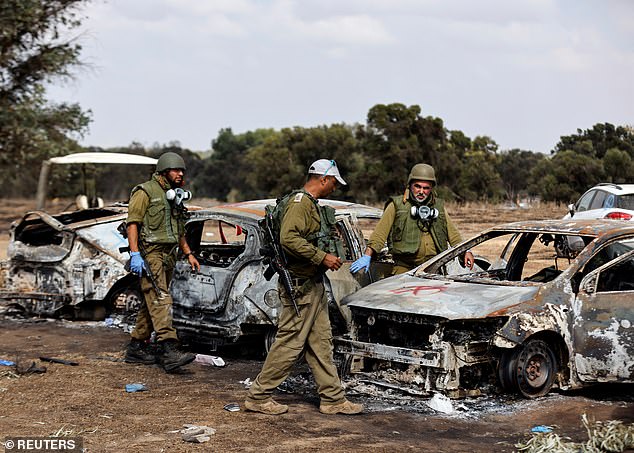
top-left (336, 219), bottom-right (634, 398)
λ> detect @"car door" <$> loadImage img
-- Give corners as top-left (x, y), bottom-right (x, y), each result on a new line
top-left (573, 239), bottom-right (634, 383)
top-left (172, 216), bottom-right (252, 315)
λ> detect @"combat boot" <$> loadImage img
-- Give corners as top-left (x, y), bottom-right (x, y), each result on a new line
top-left (159, 340), bottom-right (195, 372)
top-left (319, 399), bottom-right (364, 415)
top-left (124, 339), bottom-right (157, 365)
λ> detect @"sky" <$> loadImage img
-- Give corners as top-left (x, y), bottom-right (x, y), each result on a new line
top-left (49, 0), bottom-right (634, 154)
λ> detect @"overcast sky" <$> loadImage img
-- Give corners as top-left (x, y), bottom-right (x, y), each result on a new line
top-left (49, 0), bottom-right (634, 154)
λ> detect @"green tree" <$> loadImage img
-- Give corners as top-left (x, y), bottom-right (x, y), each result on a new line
top-left (244, 125), bottom-right (361, 200)
top-left (529, 150), bottom-right (605, 202)
top-left (0, 0), bottom-right (92, 197)
top-left (602, 148), bottom-right (633, 183)
top-left (455, 138), bottom-right (505, 202)
top-left (361, 103), bottom-right (447, 199)
top-left (197, 128), bottom-right (275, 200)
top-left (554, 123), bottom-right (634, 159)
top-left (496, 149), bottom-right (546, 202)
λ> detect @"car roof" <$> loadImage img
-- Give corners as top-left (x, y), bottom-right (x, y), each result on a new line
top-left (14, 207), bottom-right (128, 232)
top-left (587, 183), bottom-right (634, 195)
top-left (486, 218), bottom-right (634, 237)
top-left (191, 199), bottom-right (383, 221)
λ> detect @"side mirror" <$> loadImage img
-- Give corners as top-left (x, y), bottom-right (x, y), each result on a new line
top-left (568, 203), bottom-right (576, 217)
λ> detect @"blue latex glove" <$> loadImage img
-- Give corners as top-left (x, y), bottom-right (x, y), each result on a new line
top-left (130, 251), bottom-right (146, 275)
top-left (350, 255), bottom-right (371, 273)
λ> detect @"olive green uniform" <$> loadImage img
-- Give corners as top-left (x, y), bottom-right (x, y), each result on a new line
top-left (126, 174), bottom-right (183, 343)
top-left (367, 197), bottom-right (462, 274)
top-left (246, 191), bottom-right (346, 407)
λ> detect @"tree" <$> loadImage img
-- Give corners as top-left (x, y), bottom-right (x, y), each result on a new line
top-left (244, 125), bottom-right (361, 200)
top-left (0, 0), bottom-right (91, 197)
top-left (361, 103), bottom-right (448, 199)
top-left (496, 149), bottom-right (546, 202)
top-left (554, 123), bottom-right (634, 159)
top-left (197, 128), bottom-right (275, 200)
top-left (529, 150), bottom-right (605, 203)
top-left (602, 148), bottom-right (633, 183)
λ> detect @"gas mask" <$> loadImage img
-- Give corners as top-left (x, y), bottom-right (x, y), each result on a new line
top-left (166, 188), bottom-right (192, 207)
top-left (410, 205), bottom-right (439, 221)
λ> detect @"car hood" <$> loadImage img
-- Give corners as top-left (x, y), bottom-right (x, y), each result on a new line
top-left (342, 273), bottom-right (539, 320)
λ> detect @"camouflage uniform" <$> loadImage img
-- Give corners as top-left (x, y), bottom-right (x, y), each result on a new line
top-left (246, 191), bottom-right (346, 407)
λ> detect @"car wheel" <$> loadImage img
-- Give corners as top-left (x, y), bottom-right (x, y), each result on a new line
top-left (511, 339), bottom-right (558, 398)
top-left (498, 348), bottom-right (519, 391)
top-left (264, 327), bottom-right (277, 354)
top-left (109, 286), bottom-right (143, 325)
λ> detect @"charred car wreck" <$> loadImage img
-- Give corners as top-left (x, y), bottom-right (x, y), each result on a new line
top-left (0, 207), bottom-right (136, 320)
top-left (336, 220), bottom-right (634, 398)
top-left (169, 199), bottom-right (383, 350)
top-left (0, 200), bottom-right (384, 352)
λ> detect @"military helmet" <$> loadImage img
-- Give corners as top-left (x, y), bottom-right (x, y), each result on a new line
top-left (156, 152), bottom-right (186, 172)
top-left (408, 163), bottom-right (436, 185)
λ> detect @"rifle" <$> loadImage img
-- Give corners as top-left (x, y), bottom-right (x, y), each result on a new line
top-left (259, 212), bottom-right (300, 317)
top-left (117, 222), bottom-right (166, 299)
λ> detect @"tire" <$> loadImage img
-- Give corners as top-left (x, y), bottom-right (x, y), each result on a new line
top-left (500, 339), bottom-right (558, 398)
top-left (498, 348), bottom-right (518, 392)
top-left (264, 327), bottom-right (277, 354)
top-left (109, 286), bottom-right (143, 325)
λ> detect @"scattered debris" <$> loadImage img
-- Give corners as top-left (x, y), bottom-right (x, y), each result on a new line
top-left (240, 378), bottom-right (253, 388)
top-left (194, 354), bottom-right (225, 367)
top-left (50, 424), bottom-right (97, 437)
top-left (223, 403), bottom-right (240, 412)
top-left (516, 414), bottom-right (634, 453)
top-left (125, 383), bottom-right (148, 393)
top-left (531, 425), bottom-right (554, 434)
top-left (39, 357), bottom-right (79, 366)
top-left (0, 359), bottom-right (15, 366)
top-left (426, 393), bottom-right (454, 414)
top-left (0, 370), bottom-right (19, 379)
top-left (16, 361), bottom-right (46, 375)
top-left (180, 424), bottom-right (216, 443)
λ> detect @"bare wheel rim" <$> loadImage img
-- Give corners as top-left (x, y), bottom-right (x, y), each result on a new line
top-left (516, 339), bottom-right (557, 398)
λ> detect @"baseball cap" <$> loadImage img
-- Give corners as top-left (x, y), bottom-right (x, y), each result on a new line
top-left (308, 159), bottom-right (347, 185)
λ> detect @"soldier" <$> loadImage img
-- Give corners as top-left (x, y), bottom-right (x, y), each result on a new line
top-left (351, 163), bottom-right (474, 276)
top-left (123, 151), bottom-right (200, 372)
top-left (245, 159), bottom-right (363, 416)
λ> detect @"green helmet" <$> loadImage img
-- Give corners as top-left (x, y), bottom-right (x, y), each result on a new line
top-left (156, 152), bottom-right (186, 173)
top-left (408, 163), bottom-right (436, 185)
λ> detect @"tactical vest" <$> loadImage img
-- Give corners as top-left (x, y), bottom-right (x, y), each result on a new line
top-left (132, 177), bottom-right (183, 244)
top-left (267, 189), bottom-right (344, 258)
top-left (387, 195), bottom-right (449, 256)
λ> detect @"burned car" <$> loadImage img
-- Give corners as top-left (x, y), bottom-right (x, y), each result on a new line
top-left (0, 207), bottom-right (136, 320)
top-left (170, 199), bottom-right (383, 350)
top-left (1, 200), bottom-right (383, 351)
top-left (335, 219), bottom-right (634, 398)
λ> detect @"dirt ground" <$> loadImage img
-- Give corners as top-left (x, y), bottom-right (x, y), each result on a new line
top-left (1, 199), bottom-right (633, 452)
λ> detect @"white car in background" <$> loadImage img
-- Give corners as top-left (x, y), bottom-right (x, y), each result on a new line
top-left (566, 183), bottom-right (634, 221)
